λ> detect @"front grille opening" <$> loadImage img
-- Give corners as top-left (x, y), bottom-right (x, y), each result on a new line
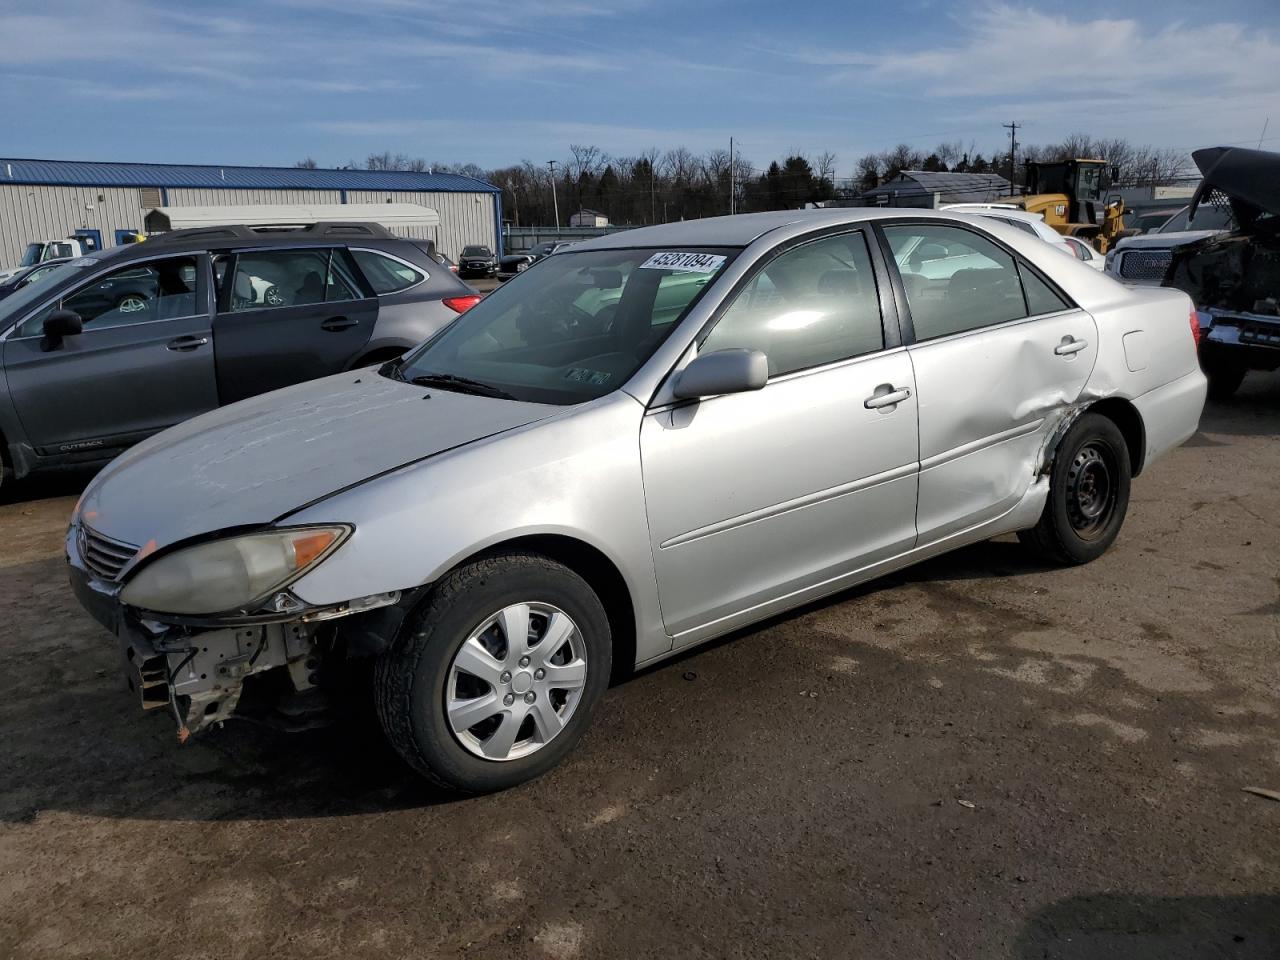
top-left (1119, 250), bottom-right (1173, 282)
top-left (81, 525), bottom-right (139, 582)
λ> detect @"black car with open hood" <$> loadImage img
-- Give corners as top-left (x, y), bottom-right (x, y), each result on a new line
top-left (1165, 146), bottom-right (1280, 399)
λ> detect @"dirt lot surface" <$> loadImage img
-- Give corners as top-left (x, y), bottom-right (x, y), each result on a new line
top-left (1, 378), bottom-right (1277, 960)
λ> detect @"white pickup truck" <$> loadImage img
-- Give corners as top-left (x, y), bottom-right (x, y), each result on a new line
top-left (0, 237), bottom-right (95, 284)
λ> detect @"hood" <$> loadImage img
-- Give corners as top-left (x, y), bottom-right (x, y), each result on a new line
top-left (79, 371), bottom-right (558, 550)
top-left (1114, 229), bottom-right (1220, 252)
top-left (1190, 146), bottom-right (1280, 232)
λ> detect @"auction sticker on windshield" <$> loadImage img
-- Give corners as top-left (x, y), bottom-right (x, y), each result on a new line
top-left (639, 252), bottom-right (727, 273)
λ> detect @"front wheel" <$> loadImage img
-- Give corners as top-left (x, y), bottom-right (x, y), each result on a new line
top-left (375, 552), bottom-right (611, 793)
top-left (1018, 413), bottom-right (1132, 565)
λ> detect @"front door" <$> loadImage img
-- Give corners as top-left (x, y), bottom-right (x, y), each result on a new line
top-left (213, 247), bottom-right (378, 403)
top-left (640, 230), bottom-right (920, 645)
top-left (881, 221), bottom-right (1100, 541)
top-left (2, 254), bottom-right (218, 454)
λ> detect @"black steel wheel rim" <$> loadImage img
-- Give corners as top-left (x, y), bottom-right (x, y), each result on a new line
top-left (1065, 440), bottom-right (1118, 539)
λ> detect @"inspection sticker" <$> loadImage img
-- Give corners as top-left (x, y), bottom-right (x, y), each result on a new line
top-left (639, 251), bottom-right (726, 273)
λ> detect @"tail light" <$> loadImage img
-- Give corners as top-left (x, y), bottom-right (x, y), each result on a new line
top-left (1189, 307), bottom-right (1202, 347)
top-left (442, 295), bottom-right (482, 314)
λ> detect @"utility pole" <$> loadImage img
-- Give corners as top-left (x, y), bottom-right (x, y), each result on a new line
top-left (547, 160), bottom-right (560, 227)
top-left (1002, 121), bottom-right (1019, 196)
top-left (729, 137), bottom-right (736, 215)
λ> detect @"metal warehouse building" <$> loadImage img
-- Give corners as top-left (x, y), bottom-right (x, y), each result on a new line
top-left (0, 158), bottom-right (502, 266)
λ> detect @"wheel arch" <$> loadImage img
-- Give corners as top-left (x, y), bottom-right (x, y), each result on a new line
top-left (448, 533), bottom-right (637, 684)
top-left (1084, 397), bottom-right (1147, 476)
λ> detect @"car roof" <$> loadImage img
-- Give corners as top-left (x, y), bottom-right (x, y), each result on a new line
top-left (572, 207), bottom-right (1011, 251)
top-left (84, 223), bottom-right (411, 266)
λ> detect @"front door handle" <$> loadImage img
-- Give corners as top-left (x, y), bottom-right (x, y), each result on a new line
top-left (864, 385), bottom-right (912, 409)
top-left (321, 316), bottom-right (359, 331)
top-left (166, 335), bottom-right (208, 352)
top-left (1054, 336), bottom-right (1089, 356)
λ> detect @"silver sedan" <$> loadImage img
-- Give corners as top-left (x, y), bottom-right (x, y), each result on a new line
top-left (68, 209), bottom-right (1207, 792)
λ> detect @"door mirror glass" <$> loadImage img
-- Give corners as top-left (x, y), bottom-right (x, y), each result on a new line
top-left (673, 348), bottom-right (768, 399)
top-left (40, 309), bottom-right (82, 351)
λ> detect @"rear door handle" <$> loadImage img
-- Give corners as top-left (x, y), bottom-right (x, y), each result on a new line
top-left (166, 335), bottom-right (208, 352)
top-left (864, 385), bottom-right (912, 409)
top-left (321, 316), bottom-right (359, 331)
top-left (1054, 337), bottom-right (1089, 356)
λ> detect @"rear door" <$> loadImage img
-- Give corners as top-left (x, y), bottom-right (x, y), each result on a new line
top-left (879, 220), bottom-right (1099, 541)
top-left (2, 254), bottom-right (218, 453)
top-left (212, 246), bottom-right (378, 403)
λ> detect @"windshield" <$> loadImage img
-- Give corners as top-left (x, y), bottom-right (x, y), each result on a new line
top-left (19, 243), bottom-right (43, 267)
top-left (0, 261), bottom-right (90, 331)
top-left (391, 247), bottom-right (734, 404)
top-left (462, 246), bottom-right (491, 257)
top-left (1158, 204), bottom-right (1234, 233)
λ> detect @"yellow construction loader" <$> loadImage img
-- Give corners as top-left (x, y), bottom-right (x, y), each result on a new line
top-left (1016, 158), bottom-right (1129, 253)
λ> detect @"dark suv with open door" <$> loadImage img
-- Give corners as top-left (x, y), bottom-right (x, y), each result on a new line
top-left (0, 222), bottom-right (480, 488)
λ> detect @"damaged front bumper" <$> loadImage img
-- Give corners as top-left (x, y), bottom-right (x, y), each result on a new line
top-left (67, 525), bottom-right (407, 741)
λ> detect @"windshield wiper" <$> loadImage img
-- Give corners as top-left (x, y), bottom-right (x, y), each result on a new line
top-left (408, 372), bottom-right (516, 400)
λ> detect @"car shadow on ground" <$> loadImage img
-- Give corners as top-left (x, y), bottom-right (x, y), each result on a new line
top-left (1012, 893), bottom-right (1280, 959)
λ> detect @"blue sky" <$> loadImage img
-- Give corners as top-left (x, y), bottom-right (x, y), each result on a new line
top-left (3, 0), bottom-right (1279, 176)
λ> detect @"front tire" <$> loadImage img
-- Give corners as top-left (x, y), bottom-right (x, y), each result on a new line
top-left (1019, 413), bottom-right (1132, 565)
top-left (375, 552), bottom-right (611, 793)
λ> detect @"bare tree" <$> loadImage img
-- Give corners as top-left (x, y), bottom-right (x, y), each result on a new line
top-left (294, 157), bottom-right (318, 169)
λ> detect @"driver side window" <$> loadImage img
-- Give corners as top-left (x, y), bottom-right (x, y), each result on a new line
top-left (20, 256), bottom-right (199, 337)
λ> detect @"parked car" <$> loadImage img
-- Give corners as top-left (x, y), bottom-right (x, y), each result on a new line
top-left (1164, 146), bottom-right (1280, 399)
top-left (0, 222), bottom-right (480, 487)
top-left (1105, 202), bottom-right (1235, 285)
top-left (941, 204), bottom-right (1076, 257)
top-left (68, 209), bottom-right (1205, 792)
top-left (1062, 235), bottom-right (1106, 270)
top-left (0, 257), bottom-right (71, 300)
top-left (459, 244), bottom-right (498, 278)
top-left (498, 240), bottom-right (579, 280)
top-left (427, 248), bottom-right (459, 274)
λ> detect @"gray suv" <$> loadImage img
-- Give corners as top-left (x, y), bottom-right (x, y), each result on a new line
top-left (0, 222), bottom-right (479, 488)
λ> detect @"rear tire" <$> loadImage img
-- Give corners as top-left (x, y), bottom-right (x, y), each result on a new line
top-left (1203, 354), bottom-right (1247, 401)
top-left (1019, 413), bottom-right (1131, 566)
top-left (375, 552), bottom-right (611, 793)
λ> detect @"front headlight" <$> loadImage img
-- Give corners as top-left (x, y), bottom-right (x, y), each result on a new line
top-left (120, 526), bottom-right (350, 616)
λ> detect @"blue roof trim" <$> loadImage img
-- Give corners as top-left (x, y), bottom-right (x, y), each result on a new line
top-left (0, 157), bottom-right (500, 194)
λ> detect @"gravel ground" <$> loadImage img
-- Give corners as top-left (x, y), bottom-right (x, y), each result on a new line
top-left (1, 377), bottom-right (1277, 960)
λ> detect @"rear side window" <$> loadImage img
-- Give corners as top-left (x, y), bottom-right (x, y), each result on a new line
top-left (1019, 264), bottom-right (1070, 314)
top-left (352, 249), bottom-right (426, 295)
top-left (700, 231), bottom-right (884, 378)
top-left (885, 224), bottom-right (1027, 340)
top-left (225, 249), bottom-right (361, 312)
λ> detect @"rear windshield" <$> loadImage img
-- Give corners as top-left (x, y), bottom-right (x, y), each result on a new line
top-left (390, 247), bottom-right (735, 404)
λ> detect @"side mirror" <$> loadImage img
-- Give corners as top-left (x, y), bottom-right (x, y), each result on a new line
top-left (40, 309), bottom-right (83, 352)
top-left (673, 348), bottom-right (768, 400)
